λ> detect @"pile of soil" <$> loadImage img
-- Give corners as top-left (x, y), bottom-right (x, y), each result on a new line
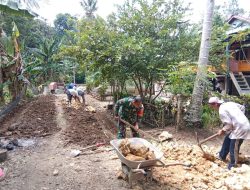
top-left (0, 95), bottom-right (59, 138)
top-left (152, 141), bottom-right (250, 190)
top-left (62, 101), bottom-right (116, 147)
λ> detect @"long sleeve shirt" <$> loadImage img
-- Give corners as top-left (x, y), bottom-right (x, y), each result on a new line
top-left (115, 97), bottom-right (144, 123)
top-left (219, 102), bottom-right (250, 139)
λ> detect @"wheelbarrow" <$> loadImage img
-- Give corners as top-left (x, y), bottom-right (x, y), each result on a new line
top-left (110, 138), bottom-right (190, 188)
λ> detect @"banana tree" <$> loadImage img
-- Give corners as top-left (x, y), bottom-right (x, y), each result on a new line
top-left (0, 22), bottom-right (24, 101)
top-left (0, 0), bottom-right (38, 17)
top-left (27, 37), bottom-right (62, 83)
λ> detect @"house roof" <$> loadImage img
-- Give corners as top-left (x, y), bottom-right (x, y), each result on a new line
top-left (227, 15), bottom-right (250, 24)
top-left (226, 15), bottom-right (250, 35)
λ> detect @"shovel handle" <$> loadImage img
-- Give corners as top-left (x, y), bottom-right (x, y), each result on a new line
top-left (199, 133), bottom-right (219, 145)
top-left (80, 142), bottom-right (105, 151)
top-left (119, 118), bottom-right (160, 143)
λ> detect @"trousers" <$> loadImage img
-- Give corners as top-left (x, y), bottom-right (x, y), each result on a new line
top-left (219, 133), bottom-right (244, 169)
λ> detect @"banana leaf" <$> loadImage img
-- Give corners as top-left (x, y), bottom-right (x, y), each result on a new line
top-left (0, 0), bottom-right (38, 18)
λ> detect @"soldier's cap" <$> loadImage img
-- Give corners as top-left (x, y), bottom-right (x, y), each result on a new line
top-left (134, 96), bottom-right (142, 102)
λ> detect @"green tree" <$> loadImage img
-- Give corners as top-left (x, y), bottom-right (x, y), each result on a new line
top-left (113, 0), bottom-right (196, 99)
top-left (68, 0), bottom-right (200, 102)
top-left (54, 13), bottom-right (77, 36)
top-left (224, 0), bottom-right (245, 17)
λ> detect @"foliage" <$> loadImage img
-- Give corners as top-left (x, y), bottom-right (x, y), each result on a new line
top-left (1, 13), bottom-right (55, 48)
top-left (167, 62), bottom-right (196, 96)
top-left (115, 0), bottom-right (196, 98)
top-left (223, 0), bottom-right (245, 17)
top-left (0, 32), bottom-right (14, 55)
top-left (73, 0), bottom-right (200, 102)
top-left (0, 0), bottom-right (38, 18)
top-left (85, 71), bottom-right (101, 92)
top-left (209, 14), bottom-right (230, 72)
top-left (201, 104), bottom-right (220, 128)
top-left (25, 37), bottom-right (62, 83)
top-left (97, 82), bottom-right (108, 97)
top-left (75, 71), bottom-right (85, 84)
top-left (25, 88), bottom-right (34, 98)
top-left (54, 13), bottom-right (77, 37)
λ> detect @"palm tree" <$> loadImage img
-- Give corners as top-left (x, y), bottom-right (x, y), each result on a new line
top-left (186, 0), bottom-right (215, 127)
top-left (80, 0), bottom-right (98, 19)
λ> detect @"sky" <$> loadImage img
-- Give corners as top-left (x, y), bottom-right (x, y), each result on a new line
top-left (36, 0), bottom-right (250, 25)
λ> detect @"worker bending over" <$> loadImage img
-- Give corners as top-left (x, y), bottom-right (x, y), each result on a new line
top-left (114, 96), bottom-right (144, 139)
top-left (208, 97), bottom-right (250, 169)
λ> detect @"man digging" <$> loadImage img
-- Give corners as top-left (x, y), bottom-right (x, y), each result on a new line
top-left (208, 96), bottom-right (250, 170)
top-left (114, 96), bottom-right (144, 139)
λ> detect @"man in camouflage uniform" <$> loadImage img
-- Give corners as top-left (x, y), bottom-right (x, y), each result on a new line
top-left (114, 96), bottom-right (144, 139)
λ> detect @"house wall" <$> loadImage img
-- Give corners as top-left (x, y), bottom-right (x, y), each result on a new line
top-left (230, 47), bottom-right (250, 72)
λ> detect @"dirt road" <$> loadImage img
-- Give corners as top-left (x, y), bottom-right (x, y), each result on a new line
top-left (0, 95), bottom-right (164, 190)
top-left (0, 94), bottom-right (250, 190)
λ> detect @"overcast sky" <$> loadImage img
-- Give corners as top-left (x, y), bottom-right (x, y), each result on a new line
top-left (36, 0), bottom-right (250, 25)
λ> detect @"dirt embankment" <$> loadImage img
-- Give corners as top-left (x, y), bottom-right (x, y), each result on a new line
top-left (0, 95), bottom-right (59, 138)
top-left (61, 98), bottom-right (117, 147)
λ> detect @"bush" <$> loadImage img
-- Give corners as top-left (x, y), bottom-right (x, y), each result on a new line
top-left (25, 88), bottom-right (34, 99)
top-left (201, 104), bottom-right (220, 129)
top-left (113, 92), bottom-right (133, 103)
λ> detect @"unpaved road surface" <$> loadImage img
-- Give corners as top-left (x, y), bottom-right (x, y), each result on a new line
top-left (0, 94), bottom-right (250, 190)
top-left (0, 95), bottom-right (163, 190)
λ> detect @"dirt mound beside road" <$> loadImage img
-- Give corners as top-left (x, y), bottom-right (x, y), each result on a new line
top-left (0, 95), bottom-right (59, 138)
top-left (62, 100), bottom-right (116, 147)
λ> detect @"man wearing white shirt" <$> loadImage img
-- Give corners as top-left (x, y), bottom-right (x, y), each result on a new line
top-left (208, 97), bottom-right (250, 169)
top-left (76, 87), bottom-right (85, 106)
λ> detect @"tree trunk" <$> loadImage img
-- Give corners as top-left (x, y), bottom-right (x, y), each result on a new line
top-left (0, 65), bottom-right (4, 104)
top-left (176, 94), bottom-right (183, 131)
top-left (0, 30), bottom-right (6, 104)
top-left (186, 0), bottom-right (215, 127)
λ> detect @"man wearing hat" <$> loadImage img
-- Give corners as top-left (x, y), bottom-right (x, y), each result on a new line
top-left (114, 96), bottom-right (144, 139)
top-left (208, 97), bottom-right (250, 169)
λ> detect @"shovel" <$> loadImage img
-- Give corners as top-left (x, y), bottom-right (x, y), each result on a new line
top-left (70, 142), bottom-right (106, 157)
top-left (119, 118), bottom-right (160, 143)
top-left (80, 142), bottom-right (106, 151)
top-left (195, 132), bottom-right (220, 161)
top-left (196, 132), bottom-right (219, 152)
